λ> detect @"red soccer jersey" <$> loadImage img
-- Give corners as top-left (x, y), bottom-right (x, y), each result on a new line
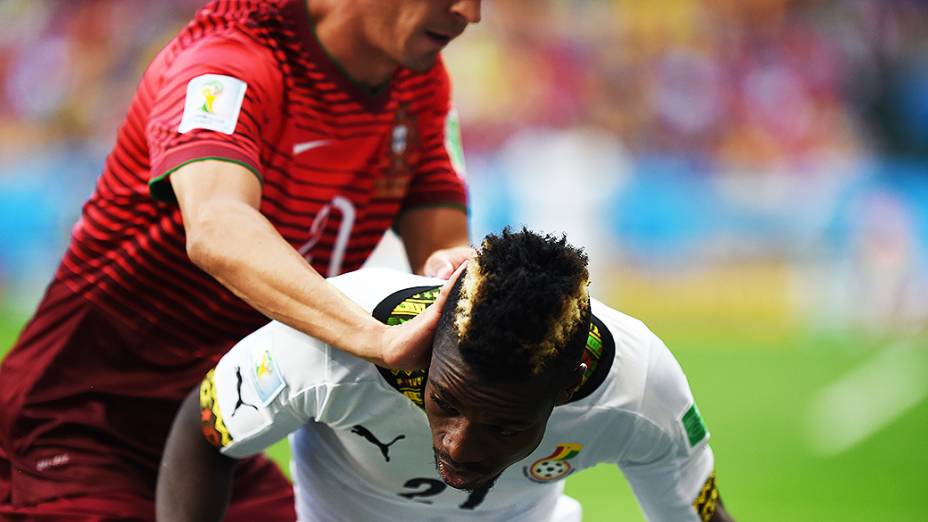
top-left (0, 0), bottom-right (466, 504)
top-left (70, 0), bottom-right (466, 356)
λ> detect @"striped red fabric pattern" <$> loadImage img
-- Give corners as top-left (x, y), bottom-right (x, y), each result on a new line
top-left (57, 0), bottom-right (468, 355)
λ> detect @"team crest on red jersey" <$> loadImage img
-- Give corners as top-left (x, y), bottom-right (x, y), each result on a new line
top-left (376, 104), bottom-right (419, 198)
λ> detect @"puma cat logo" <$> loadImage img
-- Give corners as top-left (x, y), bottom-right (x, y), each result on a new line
top-left (351, 425), bottom-right (406, 462)
top-left (231, 366), bottom-right (259, 416)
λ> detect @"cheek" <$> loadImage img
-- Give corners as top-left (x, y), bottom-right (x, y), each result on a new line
top-left (429, 419), bottom-right (447, 447)
top-left (493, 429), bottom-right (545, 468)
top-left (423, 407), bottom-right (449, 448)
top-left (512, 428), bottom-right (547, 463)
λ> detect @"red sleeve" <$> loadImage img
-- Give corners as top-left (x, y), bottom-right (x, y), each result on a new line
top-left (402, 58), bottom-right (469, 214)
top-left (146, 30), bottom-right (283, 202)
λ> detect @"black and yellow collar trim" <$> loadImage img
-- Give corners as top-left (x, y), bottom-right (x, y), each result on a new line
top-left (371, 285), bottom-right (614, 408)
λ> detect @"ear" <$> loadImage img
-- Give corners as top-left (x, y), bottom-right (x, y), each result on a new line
top-left (555, 362), bottom-right (587, 405)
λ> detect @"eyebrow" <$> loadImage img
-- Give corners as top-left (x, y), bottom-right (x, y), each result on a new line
top-left (429, 382), bottom-right (455, 404)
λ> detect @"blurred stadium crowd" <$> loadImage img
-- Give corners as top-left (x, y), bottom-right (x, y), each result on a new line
top-left (1, 0), bottom-right (926, 331)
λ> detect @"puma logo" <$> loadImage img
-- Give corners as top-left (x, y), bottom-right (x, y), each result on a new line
top-left (231, 366), bottom-right (258, 417)
top-left (350, 425), bottom-right (406, 462)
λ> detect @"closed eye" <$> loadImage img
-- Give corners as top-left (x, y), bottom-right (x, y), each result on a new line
top-left (493, 426), bottom-right (519, 437)
top-left (431, 394), bottom-right (459, 415)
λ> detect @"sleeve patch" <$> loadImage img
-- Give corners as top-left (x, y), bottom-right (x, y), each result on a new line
top-left (682, 403), bottom-right (708, 447)
top-left (444, 105), bottom-right (466, 179)
top-left (178, 74), bottom-right (248, 135)
top-left (251, 348), bottom-right (286, 406)
top-left (692, 471), bottom-right (720, 522)
top-left (200, 369), bottom-right (234, 448)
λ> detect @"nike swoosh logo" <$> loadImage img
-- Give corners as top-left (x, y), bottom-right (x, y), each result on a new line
top-left (293, 139), bottom-right (332, 155)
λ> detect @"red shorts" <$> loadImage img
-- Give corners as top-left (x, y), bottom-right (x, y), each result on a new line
top-left (0, 277), bottom-right (294, 519)
top-left (0, 449), bottom-right (295, 521)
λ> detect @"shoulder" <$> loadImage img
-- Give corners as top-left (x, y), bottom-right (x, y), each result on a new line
top-left (579, 300), bottom-right (707, 450)
top-left (241, 269), bottom-right (440, 380)
top-left (327, 268), bottom-right (443, 313)
top-left (590, 298), bottom-right (691, 404)
top-left (582, 299), bottom-right (658, 407)
top-left (155, 1), bottom-right (284, 83)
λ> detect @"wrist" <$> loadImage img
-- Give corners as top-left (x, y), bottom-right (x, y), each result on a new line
top-left (357, 320), bottom-right (388, 365)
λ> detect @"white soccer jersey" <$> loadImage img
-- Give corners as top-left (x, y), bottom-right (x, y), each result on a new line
top-left (200, 268), bottom-right (719, 521)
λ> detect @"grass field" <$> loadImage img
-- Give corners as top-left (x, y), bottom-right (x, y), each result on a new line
top-left (2, 310), bottom-right (926, 521)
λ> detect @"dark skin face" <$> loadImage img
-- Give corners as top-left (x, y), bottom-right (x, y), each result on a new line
top-left (424, 333), bottom-right (585, 491)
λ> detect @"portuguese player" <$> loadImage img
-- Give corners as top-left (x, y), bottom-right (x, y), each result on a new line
top-left (158, 229), bottom-right (736, 521)
top-left (0, 0), bottom-right (480, 519)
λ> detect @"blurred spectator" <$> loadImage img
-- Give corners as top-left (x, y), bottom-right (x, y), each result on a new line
top-left (2, 0), bottom-right (927, 328)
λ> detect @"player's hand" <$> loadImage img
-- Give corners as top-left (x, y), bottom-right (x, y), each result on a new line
top-left (379, 261), bottom-right (468, 370)
top-left (422, 246), bottom-right (474, 279)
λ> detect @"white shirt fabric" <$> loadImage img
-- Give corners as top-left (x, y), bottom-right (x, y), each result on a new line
top-left (208, 268), bottom-right (715, 521)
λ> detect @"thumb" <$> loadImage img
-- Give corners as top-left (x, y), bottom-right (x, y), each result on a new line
top-left (382, 262), bottom-right (468, 370)
top-left (432, 261), bottom-right (454, 280)
top-left (397, 260), bottom-right (467, 347)
top-left (429, 260), bottom-right (467, 315)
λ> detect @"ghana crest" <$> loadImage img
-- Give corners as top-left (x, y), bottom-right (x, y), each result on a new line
top-left (524, 443), bottom-right (583, 482)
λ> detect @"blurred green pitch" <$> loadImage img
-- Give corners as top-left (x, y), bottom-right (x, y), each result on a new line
top-left (1, 310), bottom-right (925, 521)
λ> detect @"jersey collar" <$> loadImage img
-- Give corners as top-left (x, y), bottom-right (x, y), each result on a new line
top-left (284, 0), bottom-right (396, 112)
top-left (371, 286), bottom-right (615, 409)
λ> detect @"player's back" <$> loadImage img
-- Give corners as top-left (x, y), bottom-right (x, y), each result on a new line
top-left (209, 268), bottom-right (713, 521)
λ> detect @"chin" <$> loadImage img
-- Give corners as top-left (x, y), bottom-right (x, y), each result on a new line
top-left (442, 473), bottom-right (498, 493)
top-left (402, 52), bottom-right (439, 73)
top-left (437, 464), bottom-right (500, 492)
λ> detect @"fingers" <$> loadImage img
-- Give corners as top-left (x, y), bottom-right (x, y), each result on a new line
top-left (400, 260), bottom-right (466, 339)
top-left (424, 246), bottom-right (475, 279)
top-left (381, 260), bottom-right (469, 370)
top-left (430, 260), bottom-right (467, 314)
top-left (430, 260), bottom-right (455, 279)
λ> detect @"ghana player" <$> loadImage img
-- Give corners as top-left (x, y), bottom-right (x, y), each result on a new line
top-left (158, 229), bottom-right (736, 522)
top-left (0, 0), bottom-right (480, 519)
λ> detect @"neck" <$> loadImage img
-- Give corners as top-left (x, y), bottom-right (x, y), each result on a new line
top-left (308, 0), bottom-right (398, 88)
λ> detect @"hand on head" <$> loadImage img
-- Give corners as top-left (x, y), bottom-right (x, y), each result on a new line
top-left (423, 246), bottom-right (475, 279)
top-left (379, 261), bottom-right (468, 370)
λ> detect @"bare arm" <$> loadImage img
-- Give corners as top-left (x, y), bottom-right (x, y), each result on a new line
top-left (394, 206), bottom-right (472, 277)
top-left (709, 500), bottom-right (735, 522)
top-left (171, 160), bottom-right (462, 368)
top-left (156, 389), bottom-right (235, 522)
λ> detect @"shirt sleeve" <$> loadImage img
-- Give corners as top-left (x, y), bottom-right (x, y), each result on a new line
top-left (401, 57), bottom-right (469, 213)
top-left (146, 29), bottom-right (284, 202)
top-left (199, 321), bottom-right (330, 459)
top-left (617, 336), bottom-right (717, 522)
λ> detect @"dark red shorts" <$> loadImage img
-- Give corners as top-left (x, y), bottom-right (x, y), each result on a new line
top-left (0, 450), bottom-right (295, 521)
top-left (0, 278), bottom-right (295, 520)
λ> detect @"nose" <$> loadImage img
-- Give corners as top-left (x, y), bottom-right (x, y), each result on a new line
top-left (451, 0), bottom-right (482, 25)
top-left (442, 418), bottom-right (484, 464)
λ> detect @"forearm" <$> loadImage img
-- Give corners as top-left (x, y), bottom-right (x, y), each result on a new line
top-left (395, 207), bottom-right (470, 274)
top-left (157, 390), bottom-right (237, 522)
top-left (186, 198), bottom-right (386, 362)
top-left (709, 501), bottom-right (735, 522)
